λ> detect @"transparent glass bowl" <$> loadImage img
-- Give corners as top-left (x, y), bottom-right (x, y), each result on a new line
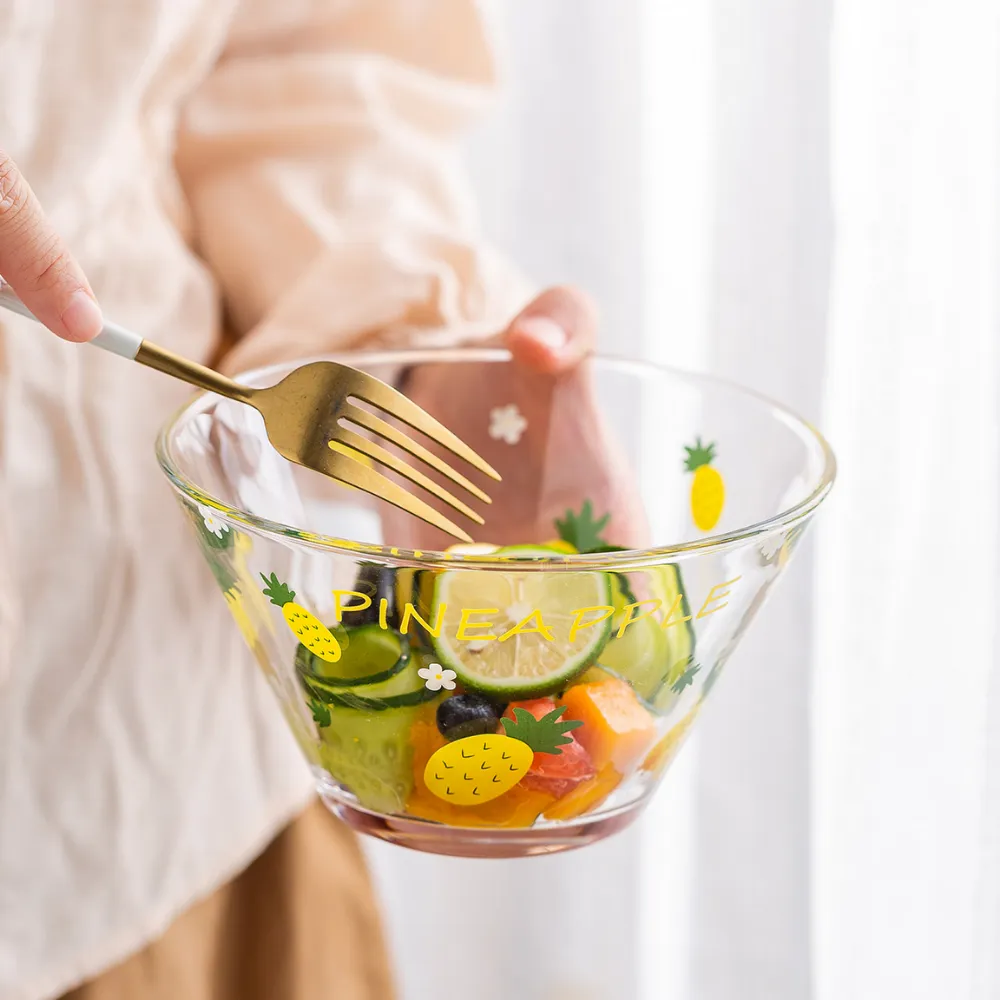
top-left (156, 349), bottom-right (834, 858)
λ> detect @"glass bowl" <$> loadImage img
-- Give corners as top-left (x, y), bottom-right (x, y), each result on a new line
top-left (155, 348), bottom-right (834, 858)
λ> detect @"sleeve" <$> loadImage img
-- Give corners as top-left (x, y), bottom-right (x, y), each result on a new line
top-left (174, 0), bottom-right (534, 376)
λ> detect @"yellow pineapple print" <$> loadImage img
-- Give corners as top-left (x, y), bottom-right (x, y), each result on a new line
top-left (261, 572), bottom-right (342, 663)
top-left (684, 438), bottom-right (725, 531)
top-left (224, 589), bottom-right (258, 648)
top-left (424, 705), bottom-right (582, 805)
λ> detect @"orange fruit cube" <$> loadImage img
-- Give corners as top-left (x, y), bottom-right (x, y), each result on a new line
top-left (560, 678), bottom-right (657, 772)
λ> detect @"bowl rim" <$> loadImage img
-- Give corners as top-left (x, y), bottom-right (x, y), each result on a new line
top-left (155, 347), bottom-right (837, 570)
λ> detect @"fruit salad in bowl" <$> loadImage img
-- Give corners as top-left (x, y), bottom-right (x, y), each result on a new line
top-left (157, 348), bottom-right (834, 857)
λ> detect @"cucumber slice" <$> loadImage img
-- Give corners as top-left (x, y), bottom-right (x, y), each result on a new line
top-left (649, 562), bottom-right (696, 702)
top-left (394, 568), bottom-right (435, 649)
top-left (598, 564), bottom-right (696, 711)
top-left (318, 702), bottom-right (427, 813)
top-left (296, 624), bottom-right (405, 688)
top-left (305, 650), bottom-right (439, 710)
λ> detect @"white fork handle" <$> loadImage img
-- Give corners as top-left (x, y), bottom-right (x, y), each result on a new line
top-left (0, 280), bottom-right (143, 360)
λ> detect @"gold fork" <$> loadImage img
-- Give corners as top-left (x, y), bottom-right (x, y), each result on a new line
top-left (0, 282), bottom-right (498, 541)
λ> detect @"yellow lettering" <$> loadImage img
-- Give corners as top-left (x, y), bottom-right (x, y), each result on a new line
top-left (378, 598), bottom-right (388, 630)
top-left (662, 594), bottom-right (693, 630)
top-left (569, 605), bottom-right (615, 643)
top-left (616, 599), bottom-right (662, 639)
top-left (500, 610), bottom-right (555, 643)
top-left (333, 590), bottom-right (372, 621)
top-left (696, 577), bottom-right (742, 619)
top-left (401, 602), bottom-right (447, 638)
top-left (456, 608), bottom-right (499, 641)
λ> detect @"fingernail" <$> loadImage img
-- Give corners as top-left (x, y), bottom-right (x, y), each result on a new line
top-left (60, 290), bottom-right (103, 342)
top-left (518, 315), bottom-right (568, 352)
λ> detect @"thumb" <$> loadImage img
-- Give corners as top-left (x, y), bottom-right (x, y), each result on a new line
top-left (504, 286), bottom-right (598, 375)
top-left (0, 152), bottom-right (102, 342)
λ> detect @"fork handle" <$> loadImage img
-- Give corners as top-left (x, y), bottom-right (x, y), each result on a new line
top-left (0, 280), bottom-right (142, 358)
top-left (0, 282), bottom-right (252, 402)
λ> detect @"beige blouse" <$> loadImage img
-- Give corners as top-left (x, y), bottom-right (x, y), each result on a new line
top-left (0, 2), bottom-right (529, 997)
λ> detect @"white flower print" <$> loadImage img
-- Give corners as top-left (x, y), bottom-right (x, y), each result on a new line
top-left (489, 404), bottom-right (528, 445)
top-left (198, 504), bottom-right (230, 539)
top-left (417, 662), bottom-right (458, 692)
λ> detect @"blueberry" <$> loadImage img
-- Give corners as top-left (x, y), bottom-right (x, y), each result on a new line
top-left (436, 694), bottom-right (501, 742)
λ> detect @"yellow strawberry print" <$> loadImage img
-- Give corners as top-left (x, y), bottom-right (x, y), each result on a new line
top-left (261, 572), bottom-right (342, 663)
top-left (424, 705), bottom-right (581, 805)
top-left (684, 438), bottom-right (725, 531)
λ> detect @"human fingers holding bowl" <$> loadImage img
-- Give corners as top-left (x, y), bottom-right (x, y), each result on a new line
top-left (383, 285), bottom-right (649, 553)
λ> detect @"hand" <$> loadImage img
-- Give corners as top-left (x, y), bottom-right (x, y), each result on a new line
top-left (0, 151), bottom-right (102, 341)
top-left (381, 286), bottom-right (648, 551)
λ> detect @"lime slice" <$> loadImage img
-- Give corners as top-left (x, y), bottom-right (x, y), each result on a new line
top-left (429, 545), bottom-right (613, 697)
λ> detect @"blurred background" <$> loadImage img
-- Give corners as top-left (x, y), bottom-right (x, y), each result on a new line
top-left (363, 1), bottom-right (1000, 999)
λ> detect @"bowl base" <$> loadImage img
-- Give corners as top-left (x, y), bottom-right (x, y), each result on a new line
top-left (319, 787), bottom-right (644, 858)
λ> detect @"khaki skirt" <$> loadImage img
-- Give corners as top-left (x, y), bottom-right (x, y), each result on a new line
top-left (61, 801), bottom-right (395, 1000)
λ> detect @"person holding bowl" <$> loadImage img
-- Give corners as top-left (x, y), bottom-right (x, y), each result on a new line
top-left (0, 2), bottom-right (637, 998)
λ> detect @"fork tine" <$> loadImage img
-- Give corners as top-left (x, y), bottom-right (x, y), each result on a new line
top-left (342, 403), bottom-right (492, 504)
top-left (346, 372), bottom-right (502, 482)
top-left (317, 448), bottom-right (473, 542)
top-left (331, 430), bottom-right (485, 525)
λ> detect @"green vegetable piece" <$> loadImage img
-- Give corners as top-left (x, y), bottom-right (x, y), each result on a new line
top-left (555, 500), bottom-right (613, 554)
top-left (308, 697), bottom-right (332, 728)
top-left (500, 704), bottom-right (583, 756)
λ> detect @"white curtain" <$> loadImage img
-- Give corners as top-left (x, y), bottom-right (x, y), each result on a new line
top-left (364, 2), bottom-right (1000, 997)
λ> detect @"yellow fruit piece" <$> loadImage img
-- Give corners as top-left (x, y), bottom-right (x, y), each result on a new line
top-left (283, 604), bottom-right (341, 663)
top-left (424, 734), bottom-right (533, 806)
top-left (641, 705), bottom-right (699, 775)
top-left (407, 784), bottom-right (555, 828)
top-left (542, 763), bottom-right (622, 821)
